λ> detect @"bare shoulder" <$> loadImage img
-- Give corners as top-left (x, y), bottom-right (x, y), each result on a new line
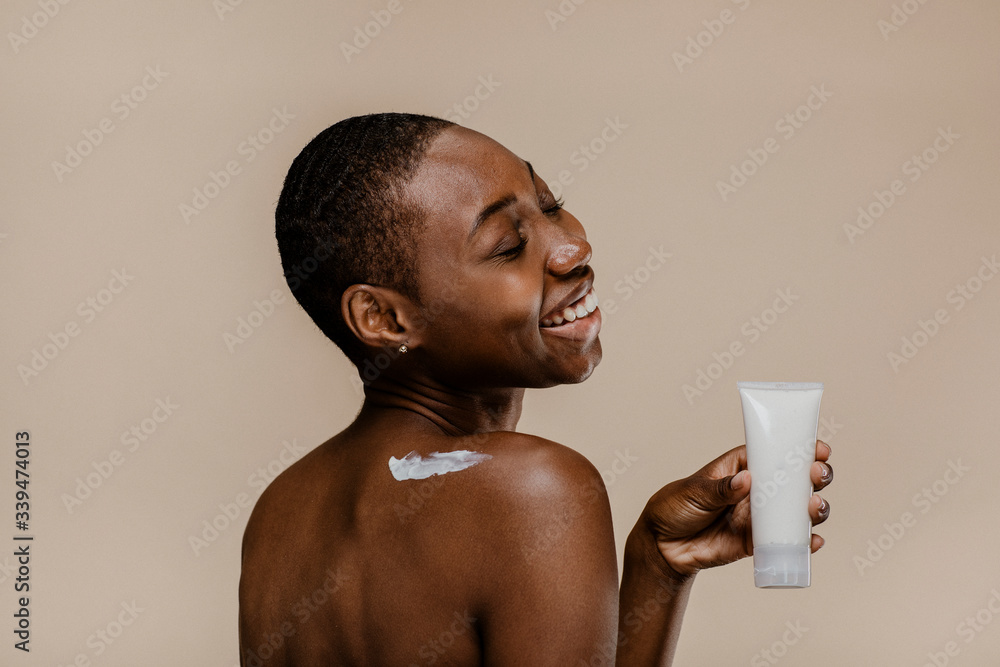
top-left (239, 443), bottom-right (329, 555)
top-left (450, 432), bottom-right (620, 649)
top-left (448, 431), bottom-right (616, 571)
top-left (466, 431), bottom-right (608, 507)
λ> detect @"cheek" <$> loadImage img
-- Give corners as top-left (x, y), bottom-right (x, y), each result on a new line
top-left (468, 284), bottom-right (539, 334)
top-left (422, 273), bottom-right (540, 342)
top-left (478, 273), bottom-right (541, 330)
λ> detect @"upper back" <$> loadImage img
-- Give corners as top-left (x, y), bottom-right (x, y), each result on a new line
top-left (238, 425), bottom-right (603, 666)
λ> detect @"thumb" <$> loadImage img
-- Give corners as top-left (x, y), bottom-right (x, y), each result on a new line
top-left (692, 470), bottom-right (750, 513)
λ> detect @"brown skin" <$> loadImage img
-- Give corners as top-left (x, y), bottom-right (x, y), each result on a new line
top-left (238, 126), bottom-right (834, 666)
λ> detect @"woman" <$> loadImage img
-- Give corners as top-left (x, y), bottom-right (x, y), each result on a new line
top-left (239, 113), bottom-right (833, 666)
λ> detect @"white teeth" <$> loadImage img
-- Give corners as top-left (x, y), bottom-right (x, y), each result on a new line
top-left (540, 288), bottom-right (599, 327)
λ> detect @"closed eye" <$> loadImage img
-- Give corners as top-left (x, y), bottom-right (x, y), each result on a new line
top-left (494, 235), bottom-right (528, 263)
top-left (542, 196), bottom-right (564, 217)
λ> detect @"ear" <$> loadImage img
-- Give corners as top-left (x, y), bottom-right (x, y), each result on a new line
top-left (341, 284), bottom-right (423, 353)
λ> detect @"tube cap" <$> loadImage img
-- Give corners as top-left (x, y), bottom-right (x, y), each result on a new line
top-left (754, 545), bottom-right (810, 588)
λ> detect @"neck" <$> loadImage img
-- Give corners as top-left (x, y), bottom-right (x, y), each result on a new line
top-left (357, 373), bottom-right (524, 437)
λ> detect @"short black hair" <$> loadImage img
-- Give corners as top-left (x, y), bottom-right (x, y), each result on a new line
top-left (275, 112), bottom-right (454, 362)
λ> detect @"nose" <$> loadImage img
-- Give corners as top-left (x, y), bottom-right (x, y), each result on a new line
top-left (545, 223), bottom-right (592, 277)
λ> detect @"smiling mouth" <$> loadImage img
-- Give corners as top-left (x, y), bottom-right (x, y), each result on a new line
top-left (540, 288), bottom-right (599, 327)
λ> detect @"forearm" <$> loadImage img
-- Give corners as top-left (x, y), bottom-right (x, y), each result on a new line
top-left (616, 520), bottom-right (695, 666)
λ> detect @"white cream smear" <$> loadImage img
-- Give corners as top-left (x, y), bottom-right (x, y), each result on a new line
top-left (388, 450), bottom-right (493, 481)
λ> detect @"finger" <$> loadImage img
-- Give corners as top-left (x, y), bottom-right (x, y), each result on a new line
top-left (810, 533), bottom-right (825, 553)
top-left (808, 494), bottom-right (831, 525)
top-left (686, 469), bottom-right (751, 514)
top-left (815, 440), bottom-right (832, 462)
top-left (711, 469), bottom-right (752, 508)
top-left (811, 461), bottom-right (834, 491)
top-left (730, 470), bottom-right (751, 495)
top-left (697, 445), bottom-right (748, 478)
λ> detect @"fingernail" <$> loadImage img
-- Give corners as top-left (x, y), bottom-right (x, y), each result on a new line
top-left (731, 470), bottom-right (748, 490)
top-left (819, 497), bottom-right (830, 515)
top-left (820, 463), bottom-right (833, 483)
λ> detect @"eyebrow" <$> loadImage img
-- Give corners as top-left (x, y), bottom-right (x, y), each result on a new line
top-left (468, 160), bottom-right (536, 240)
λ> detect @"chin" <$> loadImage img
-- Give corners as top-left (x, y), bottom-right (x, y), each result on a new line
top-left (572, 344), bottom-right (603, 383)
top-left (544, 339), bottom-right (603, 387)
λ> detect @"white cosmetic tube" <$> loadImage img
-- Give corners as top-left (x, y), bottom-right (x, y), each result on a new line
top-left (738, 381), bottom-right (824, 588)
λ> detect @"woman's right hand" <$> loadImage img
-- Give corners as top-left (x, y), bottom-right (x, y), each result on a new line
top-left (638, 441), bottom-right (833, 580)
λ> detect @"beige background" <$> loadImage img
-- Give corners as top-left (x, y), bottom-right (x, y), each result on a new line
top-left (2, 0), bottom-right (998, 664)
